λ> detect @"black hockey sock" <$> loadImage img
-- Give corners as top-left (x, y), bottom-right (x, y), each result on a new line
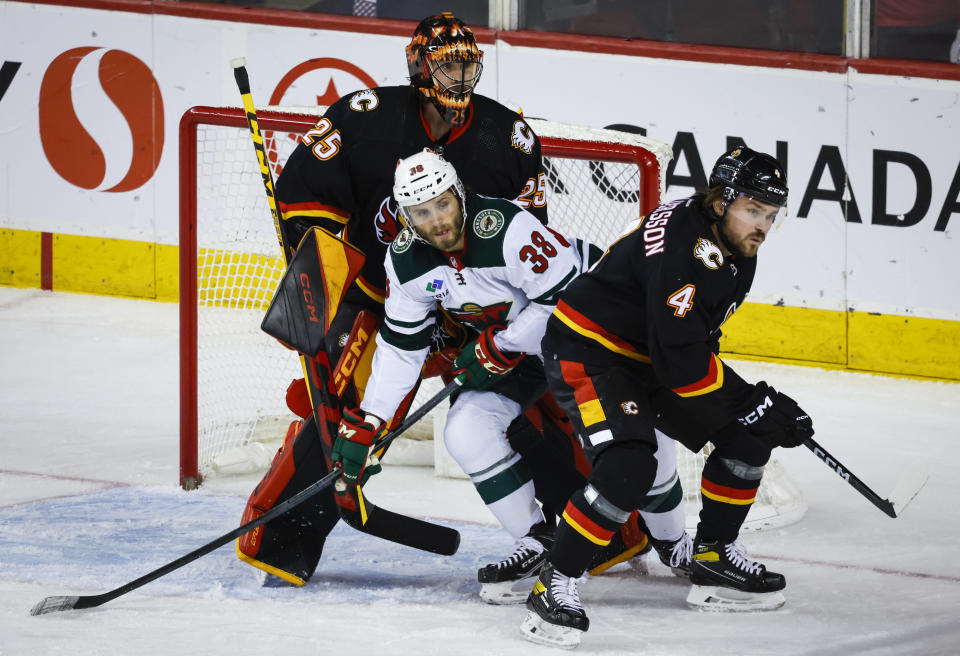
top-left (506, 414), bottom-right (586, 522)
top-left (697, 451), bottom-right (762, 543)
top-left (549, 489), bottom-right (622, 578)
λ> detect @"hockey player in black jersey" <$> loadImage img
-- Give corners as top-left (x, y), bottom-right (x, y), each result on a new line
top-left (330, 149), bottom-right (686, 603)
top-left (236, 13), bottom-right (649, 587)
top-left (521, 147), bottom-right (815, 649)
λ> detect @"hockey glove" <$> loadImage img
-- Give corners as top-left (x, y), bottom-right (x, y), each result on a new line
top-left (331, 408), bottom-right (383, 494)
top-left (736, 381), bottom-right (814, 448)
top-left (451, 326), bottom-right (523, 391)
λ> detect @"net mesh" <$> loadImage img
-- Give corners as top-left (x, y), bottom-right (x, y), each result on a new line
top-left (184, 107), bottom-right (804, 529)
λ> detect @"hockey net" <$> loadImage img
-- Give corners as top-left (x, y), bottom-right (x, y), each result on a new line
top-left (179, 105), bottom-right (805, 530)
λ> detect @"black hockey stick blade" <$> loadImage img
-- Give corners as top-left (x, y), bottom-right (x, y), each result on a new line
top-left (29, 381), bottom-right (458, 616)
top-left (339, 487), bottom-right (460, 556)
top-left (323, 378), bottom-right (461, 555)
top-left (803, 437), bottom-right (928, 518)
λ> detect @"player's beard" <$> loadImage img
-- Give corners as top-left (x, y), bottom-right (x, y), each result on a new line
top-left (423, 214), bottom-right (465, 252)
top-left (720, 220), bottom-right (764, 258)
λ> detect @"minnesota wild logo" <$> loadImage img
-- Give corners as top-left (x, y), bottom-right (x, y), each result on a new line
top-left (447, 300), bottom-right (513, 332)
top-left (473, 209), bottom-right (504, 238)
top-left (392, 228), bottom-right (414, 253)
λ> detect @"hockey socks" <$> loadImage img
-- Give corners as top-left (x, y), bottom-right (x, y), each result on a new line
top-left (551, 488), bottom-right (625, 579)
top-left (698, 451), bottom-right (764, 542)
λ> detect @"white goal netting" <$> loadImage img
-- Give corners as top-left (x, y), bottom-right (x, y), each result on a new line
top-left (179, 105), bottom-right (805, 530)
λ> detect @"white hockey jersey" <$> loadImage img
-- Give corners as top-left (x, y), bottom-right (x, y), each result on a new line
top-left (360, 193), bottom-right (597, 421)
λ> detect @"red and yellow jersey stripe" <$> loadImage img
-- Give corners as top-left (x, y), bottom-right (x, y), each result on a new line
top-left (279, 201), bottom-right (349, 225)
top-left (553, 300), bottom-right (651, 363)
top-left (673, 352), bottom-right (725, 397)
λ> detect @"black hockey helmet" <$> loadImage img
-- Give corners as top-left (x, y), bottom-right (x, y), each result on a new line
top-left (709, 147), bottom-right (788, 208)
top-left (406, 12), bottom-right (484, 126)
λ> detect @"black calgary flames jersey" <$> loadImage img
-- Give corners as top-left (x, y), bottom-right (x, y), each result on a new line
top-left (552, 196), bottom-right (755, 425)
top-left (275, 85), bottom-right (547, 303)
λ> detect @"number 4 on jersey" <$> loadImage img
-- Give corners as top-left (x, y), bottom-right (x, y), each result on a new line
top-left (667, 284), bottom-right (696, 317)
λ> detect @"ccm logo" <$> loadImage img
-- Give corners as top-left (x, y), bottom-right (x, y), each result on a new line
top-left (814, 447), bottom-right (851, 481)
top-left (334, 326), bottom-right (371, 395)
top-left (299, 273), bottom-right (320, 323)
top-left (738, 394), bottom-right (773, 425)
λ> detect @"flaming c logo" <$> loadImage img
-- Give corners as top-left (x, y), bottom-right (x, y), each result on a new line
top-left (39, 47), bottom-right (164, 192)
top-left (264, 58), bottom-right (377, 176)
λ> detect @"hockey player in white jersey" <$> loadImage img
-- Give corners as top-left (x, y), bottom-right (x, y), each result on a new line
top-left (331, 148), bottom-right (691, 603)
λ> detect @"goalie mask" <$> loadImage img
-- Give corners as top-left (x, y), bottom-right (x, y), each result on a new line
top-left (406, 12), bottom-right (484, 126)
top-left (393, 148), bottom-right (467, 248)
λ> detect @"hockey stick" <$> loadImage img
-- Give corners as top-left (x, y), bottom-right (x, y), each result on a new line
top-left (232, 58), bottom-right (458, 554)
top-left (803, 437), bottom-right (928, 518)
top-left (30, 381), bottom-right (460, 616)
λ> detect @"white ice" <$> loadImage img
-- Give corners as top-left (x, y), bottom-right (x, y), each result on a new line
top-left (1, 287), bottom-right (958, 656)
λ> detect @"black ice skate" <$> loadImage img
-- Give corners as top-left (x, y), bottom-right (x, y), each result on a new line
top-left (650, 531), bottom-right (694, 577)
top-left (688, 536), bottom-right (786, 611)
top-left (587, 510), bottom-right (652, 575)
top-left (478, 521), bottom-right (552, 604)
top-left (521, 563), bottom-right (588, 650)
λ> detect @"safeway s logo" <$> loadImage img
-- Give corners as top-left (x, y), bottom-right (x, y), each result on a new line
top-left (38, 47), bottom-right (164, 192)
top-left (694, 238), bottom-right (724, 270)
top-left (375, 196), bottom-right (402, 244)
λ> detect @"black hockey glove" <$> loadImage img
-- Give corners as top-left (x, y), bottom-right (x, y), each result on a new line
top-left (736, 381), bottom-right (814, 448)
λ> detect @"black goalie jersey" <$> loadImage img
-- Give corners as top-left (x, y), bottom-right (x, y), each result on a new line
top-left (551, 195), bottom-right (757, 427)
top-left (275, 85), bottom-right (547, 303)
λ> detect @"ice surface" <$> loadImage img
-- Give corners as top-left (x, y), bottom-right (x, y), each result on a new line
top-left (1, 288), bottom-right (958, 655)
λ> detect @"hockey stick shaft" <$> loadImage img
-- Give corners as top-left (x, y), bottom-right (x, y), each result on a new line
top-left (30, 380), bottom-right (459, 616)
top-left (803, 436), bottom-right (926, 518)
top-left (232, 58), bottom-right (290, 260)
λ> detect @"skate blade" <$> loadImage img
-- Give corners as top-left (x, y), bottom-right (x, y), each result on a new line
top-left (479, 576), bottom-right (537, 605)
top-left (520, 610), bottom-right (583, 650)
top-left (625, 552), bottom-right (651, 576)
top-left (686, 584), bottom-right (785, 612)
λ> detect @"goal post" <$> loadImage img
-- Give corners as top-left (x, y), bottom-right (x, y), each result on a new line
top-left (178, 104), bottom-right (805, 530)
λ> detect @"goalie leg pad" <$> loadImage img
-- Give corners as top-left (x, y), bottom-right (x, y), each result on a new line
top-left (285, 378), bottom-right (312, 420)
top-left (236, 415), bottom-right (340, 584)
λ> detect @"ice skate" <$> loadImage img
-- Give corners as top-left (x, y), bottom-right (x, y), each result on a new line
top-left (521, 563), bottom-right (588, 650)
top-left (587, 510), bottom-right (652, 575)
top-left (650, 531), bottom-right (693, 577)
top-left (687, 536), bottom-right (786, 611)
top-left (478, 521), bottom-right (552, 604)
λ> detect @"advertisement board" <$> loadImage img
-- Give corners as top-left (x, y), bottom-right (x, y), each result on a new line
top-left (1, 1), bottom-right (957, 377)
